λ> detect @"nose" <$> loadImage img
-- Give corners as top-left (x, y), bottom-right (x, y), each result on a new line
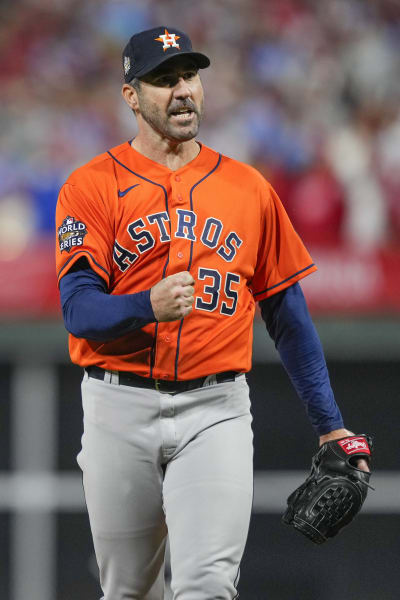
top-left (173, 77), bottom-right (191, 99)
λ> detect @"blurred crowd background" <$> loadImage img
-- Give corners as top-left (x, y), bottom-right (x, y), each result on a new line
top-left (0, 0), bottom-right (400, 315)
top-left (2, 0), bottom-right (400, 244)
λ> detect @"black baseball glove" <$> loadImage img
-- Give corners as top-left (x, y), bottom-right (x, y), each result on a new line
top-left (282, 434), bottom-right (373, 544)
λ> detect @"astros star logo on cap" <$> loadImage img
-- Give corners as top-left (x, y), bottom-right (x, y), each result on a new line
top-left (154, 28), bottom-right (181, 51)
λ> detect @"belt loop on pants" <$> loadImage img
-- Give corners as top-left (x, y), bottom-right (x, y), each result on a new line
top-left (102, 370), bottom-right (119, 385)
top-left (110, 371), bottom-right (119, 385)
top-left (202, 374), bottom-right (218, 387)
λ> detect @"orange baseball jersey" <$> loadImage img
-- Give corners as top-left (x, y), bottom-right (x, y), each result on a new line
top-left (56, 141), bottom-right (317, 380)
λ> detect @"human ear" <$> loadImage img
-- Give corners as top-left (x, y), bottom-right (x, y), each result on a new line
top-left (121, 84), bottom-right (139, 111)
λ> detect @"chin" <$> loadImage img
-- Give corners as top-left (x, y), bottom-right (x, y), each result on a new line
top-left (169, 125), bottom-right (199, 142)
top-left (174, 132), bottom-right (198, 142)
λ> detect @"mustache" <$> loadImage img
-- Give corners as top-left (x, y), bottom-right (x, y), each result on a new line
top-left (168, 100), bottom-right (198, 115)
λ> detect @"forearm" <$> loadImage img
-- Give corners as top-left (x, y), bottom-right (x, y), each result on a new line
top-left (60, 267), bottom-right (156, 341)
top-left (260, 283), bottom-right (344, 436)
top-left (278, 328), bottom-right (344, 435)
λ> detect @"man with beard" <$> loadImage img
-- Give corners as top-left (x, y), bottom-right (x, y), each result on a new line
top-left (55, 26), bottom-right (369, 600)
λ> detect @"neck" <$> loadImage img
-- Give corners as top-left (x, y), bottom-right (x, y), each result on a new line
top-left (131, 129), bottom-right (200, 170)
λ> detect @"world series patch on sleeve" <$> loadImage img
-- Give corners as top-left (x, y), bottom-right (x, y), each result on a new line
top-left (58, 216), bottom-right (88, 253)
top-left (282, 434), bottom-right (373, 544)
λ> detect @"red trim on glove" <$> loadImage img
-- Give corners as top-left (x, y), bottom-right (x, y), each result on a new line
top-left (338, 436), bottom-right (371, 456)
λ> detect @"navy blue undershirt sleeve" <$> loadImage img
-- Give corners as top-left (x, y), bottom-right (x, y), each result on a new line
top-left (259, 282), bottom-right (344, 436)
top-left (59, 261), bottom-right (156, 341)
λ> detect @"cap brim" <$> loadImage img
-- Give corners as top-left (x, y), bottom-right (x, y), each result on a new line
top-left (134, 51), bottom-right (210, 78)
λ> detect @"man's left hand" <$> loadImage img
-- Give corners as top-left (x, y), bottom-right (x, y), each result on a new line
top-left (319, 428), bottom-right (370, 472)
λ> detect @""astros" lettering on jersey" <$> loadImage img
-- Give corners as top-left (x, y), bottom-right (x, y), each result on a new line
top-left (113, 209), bottom-right (243, 272)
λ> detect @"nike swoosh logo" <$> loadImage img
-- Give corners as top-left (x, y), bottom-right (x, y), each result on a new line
top-left (118, 184), bottom-right (140, 198)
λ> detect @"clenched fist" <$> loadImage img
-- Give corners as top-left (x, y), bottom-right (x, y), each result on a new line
top-left (150, 271), bottom-right (195, 322)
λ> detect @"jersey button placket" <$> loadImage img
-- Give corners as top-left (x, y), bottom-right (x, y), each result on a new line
top-left (152, 173), bottom-right (188, 381)
top-left (169, 175), bottom-right (189, 266)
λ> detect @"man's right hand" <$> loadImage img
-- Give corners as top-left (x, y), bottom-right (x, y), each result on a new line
top-left (150, 271), bottom-right (195, 322)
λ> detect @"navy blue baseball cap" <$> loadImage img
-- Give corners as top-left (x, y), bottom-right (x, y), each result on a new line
top-left (122, 26), bottom-right (210, 82)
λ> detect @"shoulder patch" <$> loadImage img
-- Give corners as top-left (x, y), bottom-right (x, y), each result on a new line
top-left (58, 216), bottom-right (88, 253)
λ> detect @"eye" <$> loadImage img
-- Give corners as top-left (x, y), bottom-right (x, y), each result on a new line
top-left (156, 75), bottom-right (176, 87)
top-left (183, 70), bottom-right (197, 80)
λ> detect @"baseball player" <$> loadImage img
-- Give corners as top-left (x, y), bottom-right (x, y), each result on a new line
top-left (56, 27), bottom-right (370, 600)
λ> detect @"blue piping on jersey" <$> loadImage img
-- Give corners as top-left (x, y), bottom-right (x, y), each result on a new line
top-left (174, 153), bottom-right (222, 381)
top-left (187, 153), bottom-right (222, 272)
top-left (253, 263), bottom-right (315, 298)
top-left (58, 250), bottom-right (110, 284)
top-left (107, 149), bottom-right (170, 377)
top-left (107, 150), bottom-right (169, 210)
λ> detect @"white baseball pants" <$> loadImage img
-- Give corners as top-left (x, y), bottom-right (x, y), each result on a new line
top-left (77, 372), bottom-right (254, 600)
